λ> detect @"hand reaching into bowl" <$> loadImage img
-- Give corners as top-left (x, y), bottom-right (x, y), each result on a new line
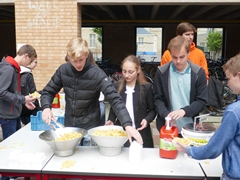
top-left (105, 120), bottom-right (143, 145)
top-left (105, 120), bottom-right (143, 144)
top-left (42, 108), bottom-right (55, 125)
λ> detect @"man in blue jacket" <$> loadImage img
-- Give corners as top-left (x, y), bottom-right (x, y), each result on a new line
top-left (176, 53), bottom-right (240, 180)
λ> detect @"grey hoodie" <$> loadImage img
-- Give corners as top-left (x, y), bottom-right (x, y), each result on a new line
top-left (0, 57), bottom-right (25, 119)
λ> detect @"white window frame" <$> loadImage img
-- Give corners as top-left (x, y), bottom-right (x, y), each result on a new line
top-left (89, 34), bottom-right (96, 48)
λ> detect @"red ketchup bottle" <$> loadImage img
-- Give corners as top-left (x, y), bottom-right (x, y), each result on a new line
top-left (52, 93), bottom-right (60, 108)
top-left (159, 117), bottom-right (178, 159)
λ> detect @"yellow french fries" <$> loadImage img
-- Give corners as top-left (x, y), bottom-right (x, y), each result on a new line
top-left (54, 132), bottom-right (82, 142)
top-left (60, 160), bottom-right (76, 170)
top-left (91, 129), bottom-right (127, 137)
top-left (187, 137), bottom-right (208, 146)
top-left (29, 91), bottom-right (41, 99)
top-left (173, 137), bottom-right (192, 146)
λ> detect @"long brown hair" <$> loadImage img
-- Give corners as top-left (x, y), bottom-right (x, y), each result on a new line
top-left (118, 55), bottom-right (148, 94)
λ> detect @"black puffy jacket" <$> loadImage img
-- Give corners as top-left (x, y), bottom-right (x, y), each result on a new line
top-left (20, 67), bottom-right (40, 117)
top-left (41, 59), bottom-right (132, 130)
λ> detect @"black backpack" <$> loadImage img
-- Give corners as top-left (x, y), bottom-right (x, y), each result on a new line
top-left (207, 76), bottom-right (224, 111)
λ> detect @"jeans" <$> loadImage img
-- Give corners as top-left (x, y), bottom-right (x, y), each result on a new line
top-left (0, 177), bottom-right (9, 180)
top-left (0, 118), bottom-right (17, 140)
top-left (16, 117), bottom-right (22, 131)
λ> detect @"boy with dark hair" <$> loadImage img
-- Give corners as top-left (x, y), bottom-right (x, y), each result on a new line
top-left (161, 22), bottom-right (209, 80)
top-left (0, 44), bottom-right (38, 139)
top-left (0, 44), bottom-right (38, 180)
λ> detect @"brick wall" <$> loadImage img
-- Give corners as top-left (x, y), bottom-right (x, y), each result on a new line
top-left (15, 0), bottom-right (81, 90)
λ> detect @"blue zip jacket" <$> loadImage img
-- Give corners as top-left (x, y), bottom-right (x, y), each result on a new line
top-left (186, 96), bottom-right (240, 179)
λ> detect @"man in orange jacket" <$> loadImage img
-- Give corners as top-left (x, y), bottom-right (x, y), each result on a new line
top-left (160, 22), bottom-right (209, 80)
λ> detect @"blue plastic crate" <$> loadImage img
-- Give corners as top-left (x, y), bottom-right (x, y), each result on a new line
top-left (30, 111), bottom-right (64, 131)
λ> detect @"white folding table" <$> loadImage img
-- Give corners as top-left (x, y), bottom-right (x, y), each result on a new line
top-left (42, 146), bottom-right (206, 180)
top-left (0, 124), bottom-right (54, 180)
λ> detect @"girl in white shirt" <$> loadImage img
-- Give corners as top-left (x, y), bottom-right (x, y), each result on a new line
top-left (106, 55), bottom-right (156, 147)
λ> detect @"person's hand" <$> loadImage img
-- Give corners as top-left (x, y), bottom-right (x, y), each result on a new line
top-left (105, 120), bottom-right (114, 126)
top-left (137, 119), bottom-right (147, 131)
top-left (167, 109), bottom-right (185, 120)
top-left (125, 126), bottom-right (143, 145)
top-left (42, 108), bottom-right (54, 125)
top-left (25, 102), bottom-right (36, 110)
top-left (174, 141), bottom-right (187, 153)
top-left (173, 137), bottom-right (190, 153)
top-left (25, 95), bottom-right (37, 103)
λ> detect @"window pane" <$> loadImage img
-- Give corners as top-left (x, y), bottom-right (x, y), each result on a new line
top-left (138, 37), bottom-right (144, 45)
top-left (82, 27), bottom-right (102, 61)
top-left (196, 28), bottom-right (223, 60)
top-left (136, 27), bottom-right (162, 62)
top-left (89, 34), bottom-right (96, 48)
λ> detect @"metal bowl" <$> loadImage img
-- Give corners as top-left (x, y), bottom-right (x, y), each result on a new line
top-left (39, 127), bottom-right (87, 157)
top-left (88, 126), bottom-right (128, 156)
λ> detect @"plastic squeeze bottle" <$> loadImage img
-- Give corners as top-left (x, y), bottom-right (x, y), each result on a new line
top-left (52, 93), bottom-right (60, 108)
top-left (59, 92), bottom-right (66, 109)
top-left (159, 117), bottom-right (178, 159)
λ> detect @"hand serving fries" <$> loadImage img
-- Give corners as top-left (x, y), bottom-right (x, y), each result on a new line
top-left (173, 137), bottom-right (208, 148)
top-left (173, 137), bottom-right (192, 146)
